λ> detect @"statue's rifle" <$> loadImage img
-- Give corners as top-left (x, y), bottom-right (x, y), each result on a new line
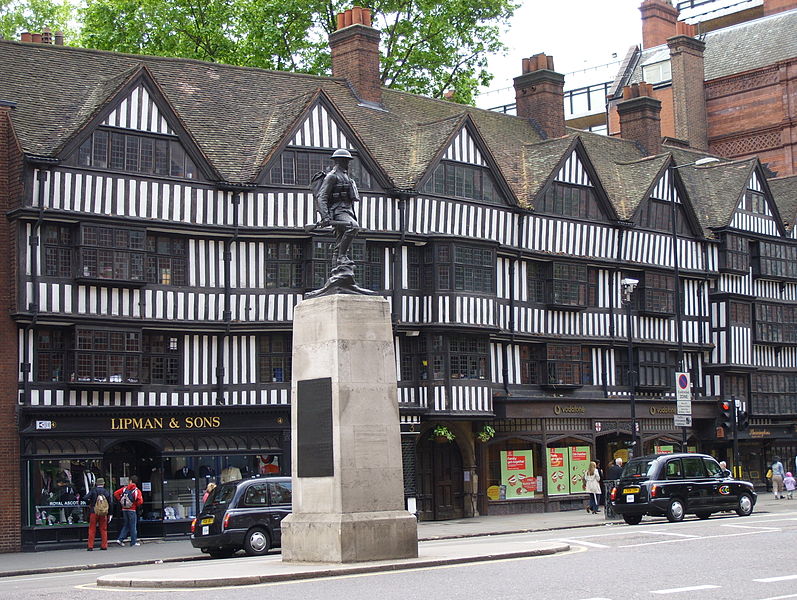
top-left (303, 219), bottom-right (350, 232)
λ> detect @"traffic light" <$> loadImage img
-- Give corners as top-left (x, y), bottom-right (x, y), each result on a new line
top-left (737, 410), bottom-right (749, 431)
top-left (719, 400), bottom-right (734, 431)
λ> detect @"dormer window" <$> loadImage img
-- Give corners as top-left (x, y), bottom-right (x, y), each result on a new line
top-left (423, 161), bottom-right (504, 205)
top-left (641, 60), bottom-right (671, 85)
top-left (538, 182), bottom-right (605, 221)
top-left (741, 190), bottom-right (767, 214)
top-left (76, 129), bottom-right (197, 179)
top-left (269, 150), bottom-right (375, 190)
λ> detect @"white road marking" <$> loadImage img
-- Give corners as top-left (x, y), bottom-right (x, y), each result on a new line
top-left (554, 538), bottom-right (610, 548)
top-left (650, 584), bottom-right (720, 594)
top-left (754, 575), bottom-right (797, 583)
top-left (619, 529), bottom-right (771, 548)
top-left (755, 594), bottom-right (797, 600)
top-left (721, 524), bottom-right (781, 531)
top-left (640, 530), bottom-right (699, 538)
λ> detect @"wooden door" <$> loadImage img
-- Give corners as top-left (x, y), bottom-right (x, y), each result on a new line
top-left (416, 437), bottom-right (464, 521)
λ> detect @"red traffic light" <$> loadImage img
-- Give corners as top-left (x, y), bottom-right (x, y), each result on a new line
top-left (720, 401), bottom-right (731, 411)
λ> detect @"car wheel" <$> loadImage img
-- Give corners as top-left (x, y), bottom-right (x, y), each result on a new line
top-left (696, 511), bottom-right (711, 520)
top-left (244, 527), bottom-right (271, 556)
top-left (666, 498), bottom-right (685, 522)
top-left (208, 547), bottom-right (234, 559)
top-left (623, 514), bottom-right (642, 525)
top-left (735, 493), bottom-right (754, 517)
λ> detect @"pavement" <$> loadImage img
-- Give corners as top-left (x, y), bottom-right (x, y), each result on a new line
top-left (1, 494), bottom-right (791, 589)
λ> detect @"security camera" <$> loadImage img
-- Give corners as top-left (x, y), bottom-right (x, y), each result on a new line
top-left (621, 278), bottom-right (639, 291)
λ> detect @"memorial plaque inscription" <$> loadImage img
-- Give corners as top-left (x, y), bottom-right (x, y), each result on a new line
top-left (297, 377), bottom-right (334, 477)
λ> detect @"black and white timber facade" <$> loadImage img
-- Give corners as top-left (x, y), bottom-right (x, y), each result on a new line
top-left (1, 20), bottom-right (797, 550)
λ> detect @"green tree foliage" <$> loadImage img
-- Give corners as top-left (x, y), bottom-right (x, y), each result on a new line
top-left (0, 0), bottom-right (75, 41)
top-left (76, 0), bottom-right (516, 104)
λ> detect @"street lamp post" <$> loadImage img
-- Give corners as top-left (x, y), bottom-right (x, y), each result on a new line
top-left (622, 277), bottom-right (639, 457)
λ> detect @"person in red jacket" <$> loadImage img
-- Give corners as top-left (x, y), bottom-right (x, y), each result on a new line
top-left (113, 475), bottom-right (143, 547)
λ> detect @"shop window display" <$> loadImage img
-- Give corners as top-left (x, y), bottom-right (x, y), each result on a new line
top-left (485, 439), bottom-right (542, 501)
top-left (30, 459), bottom-right (105, 527)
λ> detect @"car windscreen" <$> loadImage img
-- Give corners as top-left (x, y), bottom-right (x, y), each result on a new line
top-left (204, 483), bottom-right (236, 508)
top-left (622, 458), bottom-right (657, 478)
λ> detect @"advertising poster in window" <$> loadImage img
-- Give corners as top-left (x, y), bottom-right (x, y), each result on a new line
top-left (568, 446), bottom-right (591, 494)
top-left (547, 448), bottom-right (570, 496)
top-left (500, 450), bottom-right (535, 499)
top-left (655, 445), bottom-right (674, 454)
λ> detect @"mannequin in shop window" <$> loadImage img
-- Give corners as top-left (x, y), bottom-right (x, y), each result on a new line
top-left (174, 465), bottom-right (195, 479)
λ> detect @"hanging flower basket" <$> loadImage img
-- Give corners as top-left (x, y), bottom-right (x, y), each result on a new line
top-left (430, 425), bottom-right (455, 443)
top-left (476, 424), bottom-right (495, 443)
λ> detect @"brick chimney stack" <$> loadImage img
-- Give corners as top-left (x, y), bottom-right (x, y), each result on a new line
top-left (763, 0), bottom-right (797, 15)
top-left (640, 0), bottom-right (679, 49)
top-left (329, 6), bottom-right (382, 105)
top-left (667, 28), bottom-right (708, 150)
top-left (513, 53), bottom-right (566, 139)
top-left (617, 82), bottom-right (663, 156)
top-left (19, 29), bottom-right (63, 44)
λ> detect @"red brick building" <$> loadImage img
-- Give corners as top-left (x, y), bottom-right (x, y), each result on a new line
top-left (608, 0), bottom-right (797, 177)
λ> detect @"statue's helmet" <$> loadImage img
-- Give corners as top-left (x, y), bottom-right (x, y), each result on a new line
top-left (331, 148), bottom-right (353, 160)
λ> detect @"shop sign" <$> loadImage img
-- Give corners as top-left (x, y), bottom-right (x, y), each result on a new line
top-left (500, 450), bottom-right (535, 499)
top-left (110, 416), bottom-right (222, 430)
top-left (655, 445), bottom-right (674, 454)
top-left (649, 406), bottom-right (676, 415)
top-left (749, 429), bottom-right (771, 438)
top-left (553, 405), bottom-right (585, 415)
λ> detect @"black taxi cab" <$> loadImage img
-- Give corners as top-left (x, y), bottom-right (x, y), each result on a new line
top-left (610, 453), bottom-right (756, 525)
top-left (190, 476), bottom-right (291, 558)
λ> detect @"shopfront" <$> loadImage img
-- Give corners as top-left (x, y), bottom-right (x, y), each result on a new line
top-left (20, 408), bottom-right (288, 550)
top-left (481, 399), bottom-right (709, 515)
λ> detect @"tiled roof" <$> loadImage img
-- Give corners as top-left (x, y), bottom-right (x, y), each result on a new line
top-left (769, 175), bottom-right (797, 230)
top-left (621, 8), bottom-right (797, 88)
top-left (2, 38), bottom-right (788, 237)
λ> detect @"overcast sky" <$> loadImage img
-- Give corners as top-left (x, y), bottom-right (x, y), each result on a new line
top-left (475, 0), bottom-right (644, 108)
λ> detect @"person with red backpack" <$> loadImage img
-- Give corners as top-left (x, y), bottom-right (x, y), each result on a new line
top-left (113, 475), bottom-right (143, 547)
top-left (84, 477), bottom-right (113, 551)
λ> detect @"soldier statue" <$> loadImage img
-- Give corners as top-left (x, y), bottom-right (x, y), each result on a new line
top-left (306, 148), bottom-right (377, 298)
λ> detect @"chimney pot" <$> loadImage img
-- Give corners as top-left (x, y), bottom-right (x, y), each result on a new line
top-left (54, 31), bottom-right (64, 45)
top-left (32, 33), bottom-right (42, 43)
top-left (513, 54), bottom-right (566, 138)
top-left (20, 32), bottom-right (32, 43)
top-left (640, 0), bottom-right (679, 49)
top-left (330, 7), bottom-right (383, 104)
top-left (617, 85), bottom-right (662, 155)
top-left (41, 27), bottom-right (52, 44)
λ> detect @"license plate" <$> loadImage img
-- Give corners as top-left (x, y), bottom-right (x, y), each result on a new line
top-left (623, 487), bottom-right (640, 494)
top-left (626, 495), bottom-right (635, 502)
top-left (201, 517), bottom-right (214, 525)
top-left (202, 526), bottom-right (209, 535)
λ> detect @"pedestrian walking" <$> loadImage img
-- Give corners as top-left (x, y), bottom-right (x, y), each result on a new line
top-left (771, 457), bottom-right (786, 499)
top-left (583, 461), bottom-right (602, 514)
top-left (594, 459), bottom-right (605, 506)
top-left (114, 476), bottom-right (143, 547)
top-left (84, 477), bottom-right (113, 551)
top-left (784, 472), bottom-right (796, 500)
top-left (606, 457), bottom-right (624, 481)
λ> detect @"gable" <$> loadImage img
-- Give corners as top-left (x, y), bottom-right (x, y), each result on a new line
top-left (419, 120), bottom-right (514, 207)
top-left (637, 168), bottom-right (701, 237)
top-left (102, 83), bottom-right (174, 135)
top-left (261, 97), bottom-right (383, 191)
top-left (729, 170), bottom-right (783, 237)
top-left (288, 103), bottom-right (354, 151)
top-left (443, 127), bottom-right (486, 167)
top-left (60, 74), bottom-right (216, 182)
top-left (536, 148), bottom-right (611, 222)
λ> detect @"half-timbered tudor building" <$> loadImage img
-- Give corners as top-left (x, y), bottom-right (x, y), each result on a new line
top-left (1, 7), bottom-right (796, 550)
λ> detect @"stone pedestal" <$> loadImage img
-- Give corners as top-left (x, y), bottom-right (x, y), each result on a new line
top-left (281, 295), bottom-right (418, 563)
